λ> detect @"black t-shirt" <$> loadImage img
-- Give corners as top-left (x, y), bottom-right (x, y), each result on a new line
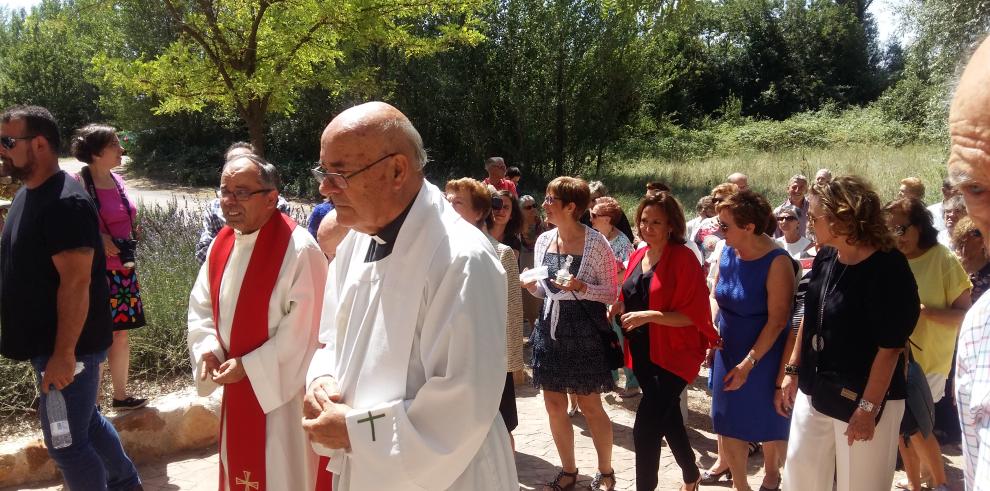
top-left (798, 246), bottom-right (919, 400)
top-left (1, 171), bottom-right (113, 360)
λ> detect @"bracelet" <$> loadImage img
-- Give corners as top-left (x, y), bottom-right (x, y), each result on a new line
top-left (784, 363), bottom-right (799, 375)
top-left (745, 354), bottom-right (758, 367)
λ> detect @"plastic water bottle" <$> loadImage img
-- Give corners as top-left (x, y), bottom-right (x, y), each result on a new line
top-left (47, 387), bottom-right (72, 449)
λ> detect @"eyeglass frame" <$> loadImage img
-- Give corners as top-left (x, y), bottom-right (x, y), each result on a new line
top-left (776, 215), bottom-right (797, 222)
top-left (889, 223), bottom-right (913, 237)
top-left (0, 134), bottom-right (37, 150)
top-left (312, 152), bottom-right (398, 190)
top-left (216, 187), bottom-right (275, 201)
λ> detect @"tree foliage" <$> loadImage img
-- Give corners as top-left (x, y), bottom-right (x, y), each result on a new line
top-left (91, 0), bottom-right (485, 155)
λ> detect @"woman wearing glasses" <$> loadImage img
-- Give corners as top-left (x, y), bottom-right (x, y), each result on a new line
top-left (692, 183), bottom-right (739, 273)
top-left (774, 205), bottom-right (812, 259)
top-left (69, 124), bottom-right (147, 411)
top-left (779, 176), bottom-right (919, 491)
top-left (709, 189), bottom-right (794, 491)
top-left (883, 197), bottom-right (971, 491)
top-left (953, 217), bottom-right (990, 302)
top-left (522, 177), bottom-right (619, 491)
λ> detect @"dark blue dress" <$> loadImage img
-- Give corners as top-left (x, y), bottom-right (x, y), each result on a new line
top-left (711, 245), bottom-right (791, 442)
top-left (531, 252), bottom-right (614, 395)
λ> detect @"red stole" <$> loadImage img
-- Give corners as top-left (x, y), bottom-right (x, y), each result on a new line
top-left (208, 212), bottom-right (296, 491)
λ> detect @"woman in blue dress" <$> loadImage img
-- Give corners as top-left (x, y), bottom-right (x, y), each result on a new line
top-left (710, 190), bottom-right (795, 491)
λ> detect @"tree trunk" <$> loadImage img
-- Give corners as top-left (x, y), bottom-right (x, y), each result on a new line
top-left (553, 47), bottom-right (566, 178)
top-left (242, 100), bottom-right (267, 157)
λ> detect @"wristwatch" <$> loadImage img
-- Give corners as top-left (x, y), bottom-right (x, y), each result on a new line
top-left (745, 354), bottom-right (758, 367)
top-left (858, 399), bottom-right (877, 413)
top-left (784, 364), bottom-right (799, 375)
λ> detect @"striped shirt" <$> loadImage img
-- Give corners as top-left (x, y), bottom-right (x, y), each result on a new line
top-left (956, 291), bottom-right (990, 490)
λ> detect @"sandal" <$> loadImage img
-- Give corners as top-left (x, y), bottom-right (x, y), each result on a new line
top-left (591, 469), bottom-right (616, 491)
top-left (544, 468), bottom-right (578, 491)
top-left (699, 467), bottom-right (732, 484)
top-left (683, 476), bottom-right (702, 491)
top-left (748, 441), bottom-right (762, 457)
top-left (758, 475), bottom-right (781, 491)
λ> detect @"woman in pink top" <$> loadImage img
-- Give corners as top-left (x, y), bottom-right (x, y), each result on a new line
top-left (70, 124), bottom-right (147, 411)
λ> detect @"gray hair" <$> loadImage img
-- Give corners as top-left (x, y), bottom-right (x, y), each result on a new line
top-left (381, 117), bottom-right (428, 171)
top-left (588, 180), bottom-right (609, 197)
top-left (944, 194), bottom-right (967, 212)
top-left (222, 154), bottom-right (281, 191)
top-left (790, 174), bottom-right (809, 184)
top-left (520, 195), bottom-right (536, 207)
top-left (485, 156), bottom-right (505, 169)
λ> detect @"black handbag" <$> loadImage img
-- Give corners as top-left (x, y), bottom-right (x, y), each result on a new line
top-left (570, 291), bottom-right (625, 370)
top-left (808, 257), bottom-right (888, 423)
top-left (543, 232), bottom-right (625, 370)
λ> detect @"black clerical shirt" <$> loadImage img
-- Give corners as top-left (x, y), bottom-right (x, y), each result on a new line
top-left (364, 199), bottom-right (415, 262)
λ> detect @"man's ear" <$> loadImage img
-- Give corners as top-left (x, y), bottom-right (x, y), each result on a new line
top-left (389, 154), bottom-right (411, 189)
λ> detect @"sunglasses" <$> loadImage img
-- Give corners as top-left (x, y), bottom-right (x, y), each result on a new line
top-left (492, 197), bottom-right (505, 211)
top-left (717, 220), bottom-right (730, 233)
top-left (890, 223), bottom-right (913, 237)
top-left (522, 204), bottom-right (535, 210)
top-left (0, 135), bottom-right (36, 150)
top-left (777, 216), bottom-right (797, 222)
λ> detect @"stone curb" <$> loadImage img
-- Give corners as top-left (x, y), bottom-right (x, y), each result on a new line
top-left (0, 387), bottom-right (220, 489)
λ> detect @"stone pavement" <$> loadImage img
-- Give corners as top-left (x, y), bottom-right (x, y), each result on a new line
top-left (15, 374), bottom-right (965, 490)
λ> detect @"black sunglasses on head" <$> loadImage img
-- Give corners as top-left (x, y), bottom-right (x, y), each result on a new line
top-left (491, 197), bottom-right (504, 210)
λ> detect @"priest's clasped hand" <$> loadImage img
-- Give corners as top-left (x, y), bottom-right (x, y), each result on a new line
top-left (199, 352), bottom-right (221, 381)
top-left (212, 357), bottom-right (246, 384)
top-left (302, 376), bottom-right (351, 450)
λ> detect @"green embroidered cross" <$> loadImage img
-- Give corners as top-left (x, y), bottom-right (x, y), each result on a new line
top-left (357, 411), bottom-right (385, 441)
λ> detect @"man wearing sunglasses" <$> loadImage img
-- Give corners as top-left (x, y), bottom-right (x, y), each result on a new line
top-left (0, 105), bottom-right (142, 490)
top-left (303, 102), bottom-right (518, 490)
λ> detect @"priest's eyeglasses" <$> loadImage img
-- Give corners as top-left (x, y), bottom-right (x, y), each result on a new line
top-left (216, 188), bottom-right (274, 201)
top-left (312, 152), bottom-right (398, 190)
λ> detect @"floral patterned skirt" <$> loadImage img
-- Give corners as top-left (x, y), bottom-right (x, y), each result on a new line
top-left (107, 269), bottom-right (146, 331)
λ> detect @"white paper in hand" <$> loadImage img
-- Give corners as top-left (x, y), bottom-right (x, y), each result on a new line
top-left (520, 266), bottom-right (549, 283)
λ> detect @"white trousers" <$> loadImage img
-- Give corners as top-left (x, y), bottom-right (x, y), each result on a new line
top-left (783, 390), bottom-right (905, 491)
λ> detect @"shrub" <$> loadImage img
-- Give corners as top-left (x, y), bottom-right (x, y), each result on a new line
top-left (0, 200), bottom-right (204, 419)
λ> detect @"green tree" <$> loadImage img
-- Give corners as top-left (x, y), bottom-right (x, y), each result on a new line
top-left (93, 0), bottom-right (485, 156)
top-left (0, 0), bottom-right (104, 146)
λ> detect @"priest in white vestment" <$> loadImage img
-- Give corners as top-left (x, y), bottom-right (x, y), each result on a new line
top-left (187, 155), bottom-right (329, 491)
top-left (302, 102), bottom-right (519, 490)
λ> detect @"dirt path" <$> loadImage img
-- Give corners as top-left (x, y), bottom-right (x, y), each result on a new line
top-left (58, 158), bottom-right (317, 213)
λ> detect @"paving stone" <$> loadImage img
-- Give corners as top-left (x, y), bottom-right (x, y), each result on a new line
top-left (6, 375), bottom-right (964, 491)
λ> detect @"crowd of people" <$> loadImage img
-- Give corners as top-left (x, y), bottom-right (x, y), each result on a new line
top-left (1, 36), bottom-right (989, 491)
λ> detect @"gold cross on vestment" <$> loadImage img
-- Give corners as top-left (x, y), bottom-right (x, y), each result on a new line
top-left (235, 470), bottom-right (259, 491)
top-left (357, 411), bottom-right (386, 441)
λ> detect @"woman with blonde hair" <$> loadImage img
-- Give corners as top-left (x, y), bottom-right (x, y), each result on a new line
top-left (779, 176), bottom-right (920, 491)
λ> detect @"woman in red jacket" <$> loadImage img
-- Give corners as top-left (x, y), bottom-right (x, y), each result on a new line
top-left (610, 192), bottom-right (721, 491)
